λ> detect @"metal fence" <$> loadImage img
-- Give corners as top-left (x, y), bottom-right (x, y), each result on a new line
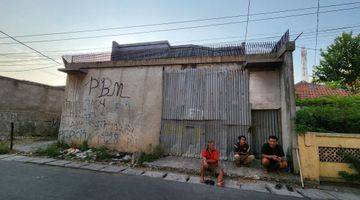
top-left (65, 30), bottom-right (290, 63)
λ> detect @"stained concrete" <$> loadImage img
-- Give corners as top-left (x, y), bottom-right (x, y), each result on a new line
top-left (164, 173), bottom-right (189, 182)
top-left (188, 176), bottom-right (202, 184)
top-left (80, 163), bottom-right (107, 171)
top-left (28, 158), bottom-right (56, 164)
top-left (0, 154), bottom-right (12, 159)
top-left (2, 155), bottom-right (26, 161)
top-left (47, 160), bottom-right (72, 167)
top-left (142, 171), bottom-right (167, 178)
top-left (14, 140), bottom-right (57, 153)
top-left (249, 70), bottom-right (281, 109)
top-left (64, 161), bottom-right (89, 168)
top-left (100, 165), bottom-right (127, 173)
top-left (145, 156), bottom-right (299, 184)
top-left (0, 76), bottom-right (64, 137)
top-left (16, 156), bottom-right (38, 162)
top-left (240, 182), bottom-right (269, 193)
top-left (59, 67), bottom-right (163, 152)
top-left (265, 183), bottom-right (303, 198)
top-left (296, 188), bottom-right (335, 199)
top-left (325, 191), bottom-right (360, 200)
top-left (121, 168), bottom-right (145, 176)
top-left (224, 179), bottom-right (240, 189)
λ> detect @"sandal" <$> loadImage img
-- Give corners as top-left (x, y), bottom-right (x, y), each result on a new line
top-left (275, 183), bottom-right (282, 190)
top-left (286, 185), bottom-right (294, 192)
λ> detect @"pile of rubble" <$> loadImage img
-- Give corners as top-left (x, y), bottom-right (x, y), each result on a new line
top-left (60, 147), bottom-right (133, 163)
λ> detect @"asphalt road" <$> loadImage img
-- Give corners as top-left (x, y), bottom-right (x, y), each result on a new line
top-left (0, 161), bottom-right (301, 200)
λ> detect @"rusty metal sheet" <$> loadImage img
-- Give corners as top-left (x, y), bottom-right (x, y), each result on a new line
top-left (251, 109), bottom-right (282, 158)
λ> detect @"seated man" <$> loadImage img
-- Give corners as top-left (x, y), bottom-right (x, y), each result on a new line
top-left (200, 140), bottom-right (224, 187)
top-left (261, 135), bottom-right (288, 173)
top-left (234, 135), bottom-right (255, 167)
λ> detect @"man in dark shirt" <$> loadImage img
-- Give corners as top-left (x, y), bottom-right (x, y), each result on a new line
top-left (261, 135), bottom-right (288, 173)
top-left (233, 135), bottom-right (255, 167)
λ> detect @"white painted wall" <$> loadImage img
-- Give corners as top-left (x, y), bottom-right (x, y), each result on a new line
top-left (59, 66), bottom-right (163, 152)
top-left (249, 69), bottom-right (281, 109)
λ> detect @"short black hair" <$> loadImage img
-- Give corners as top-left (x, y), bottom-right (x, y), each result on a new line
top-left (268, 135), bottom-right (278, 141)
top-left (238, 135), bottom-right (246, 140)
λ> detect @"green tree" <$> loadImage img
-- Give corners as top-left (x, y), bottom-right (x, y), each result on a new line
top-left (313, 32), bottom-right (360, 93)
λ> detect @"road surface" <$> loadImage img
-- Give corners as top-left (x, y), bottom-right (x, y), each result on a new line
top-left (0, 160), bottom-right (301, 200)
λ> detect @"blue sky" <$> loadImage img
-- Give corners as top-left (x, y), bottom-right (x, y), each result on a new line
top-left (0, 0), bottom-right (359, 85)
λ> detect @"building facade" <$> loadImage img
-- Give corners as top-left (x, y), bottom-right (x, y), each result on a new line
top-left (59, 31), bottom-right (296, 162)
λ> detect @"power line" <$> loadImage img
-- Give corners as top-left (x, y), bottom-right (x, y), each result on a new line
top-left (8, 23), bottom-right (360, 56)
top-left (1, 5), bottom-right (360, 45)
top-left (244, 0), bottom-right (251, 42)
top-left (3, 22), bottom-right (358, 57)
top-left (0, 1), bottom-right (359, 40)
top-left (0, 30), bottom-right (62, 66)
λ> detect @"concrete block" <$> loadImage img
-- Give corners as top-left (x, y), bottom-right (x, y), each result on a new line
top-left (0, 154), bottom-right (13, 159)
top-left (224, 180), bottom-right (240, 189)
top-left (8, 155), bottom-right (28, 161)
top-left (142, 171), bottom-right (166, 178)
top-left (2, 155), bottom-right (26, 161)
top-left (16, 156), bottom-right (38, 162)
top-left (121, 168), bottom-right (145, 176)
top-left (240, 182), bottom-right (269, 193)
top-left (187, 176), bottom-right (202, 184)
top-left (296, 188), bottom-right (335, 199)
top-left (28, 158), bottom-right (56, 164)
top-left (266, 183), bottom-right (303, 198)
top-left (100, 165), bottom-right (127, 173)
top-left (46, 160), bottom-right (72, 167)
top-left (64, 162), bottom-right (89, 169)
top-left (80, 163), bottom-right (107, 171)
top-left (164, 173), bottom-right (189, 182)
top-left (326, 191), bottom-right (359, 200)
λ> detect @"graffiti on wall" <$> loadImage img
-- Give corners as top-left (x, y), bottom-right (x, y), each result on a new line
top-left (60, 76), bottom-right (137, 149)
top-left (0, 111), bottom-right (60, 137)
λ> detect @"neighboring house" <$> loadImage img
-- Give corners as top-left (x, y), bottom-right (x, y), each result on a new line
top-left (295, 81), bottom-right (349, 99)
top-left (58, 31), bottom-right (296, 163)
top-left (0, 76), bottom-right (65, 138)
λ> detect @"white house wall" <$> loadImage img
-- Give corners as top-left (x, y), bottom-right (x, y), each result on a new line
top-left (59, 66), bottom-right (163, 152)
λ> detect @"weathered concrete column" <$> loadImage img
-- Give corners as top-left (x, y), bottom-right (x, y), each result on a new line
top-left (279, 45), bottom-right (297, 172)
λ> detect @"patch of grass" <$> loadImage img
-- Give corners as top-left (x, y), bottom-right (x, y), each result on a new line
top-left (78, 140), bottom-right (89, 151)
top-left (0, 141), bottom-right (10, 154)
top-left (35, 144), bottom-right (62, 158)
top-left (56, 141), bottom-right (70, 149)
top-left (137, 145), bottom-right (164, 165)
top-left (92, 146), bottom-right (112, 161)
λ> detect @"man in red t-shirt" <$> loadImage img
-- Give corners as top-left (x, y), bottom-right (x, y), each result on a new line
top-left (200, 140), bottom-right (224, 187)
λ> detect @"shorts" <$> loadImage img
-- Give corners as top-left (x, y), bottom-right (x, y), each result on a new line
top-left (205, 164), bottom-right (222, 176)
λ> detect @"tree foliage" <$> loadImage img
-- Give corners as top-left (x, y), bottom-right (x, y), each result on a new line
top-left (295, 96), bottom-right (360, 134)
top-left (313, 32), bottom-right (360, 93)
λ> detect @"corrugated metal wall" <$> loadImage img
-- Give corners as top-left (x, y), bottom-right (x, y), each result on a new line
top-left (251, 109), bottom-right (282, 158)
top-left (161, 67), bottom-right (252, 160)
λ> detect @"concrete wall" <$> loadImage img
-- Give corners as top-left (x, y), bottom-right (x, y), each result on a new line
top-left (249, 69), bottom-right (281, 109)
top-left (0, 76), bottom-right (64, 138)
top-left (59, 66), bottom-right (163, 152)
top-left (298, 132), bottom-right (360, 183)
